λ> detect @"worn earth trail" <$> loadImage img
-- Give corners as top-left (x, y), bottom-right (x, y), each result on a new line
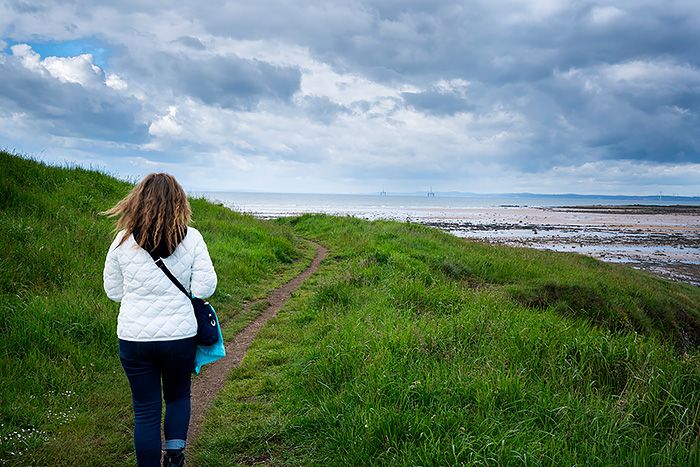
top-left (186, 240), bottom-right (327, 450)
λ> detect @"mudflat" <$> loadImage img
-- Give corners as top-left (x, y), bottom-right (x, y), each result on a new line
top-left (413, 205), bottom-right (700, 286)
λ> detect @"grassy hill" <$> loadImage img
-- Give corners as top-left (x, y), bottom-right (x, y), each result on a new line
top-left (2, 150), bottom-right (700, 466)
top-left (0, 150), bottom-right (312, 465)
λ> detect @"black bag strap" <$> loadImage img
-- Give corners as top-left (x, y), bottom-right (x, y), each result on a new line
top-left (148, 251), bottom-right (194, 300)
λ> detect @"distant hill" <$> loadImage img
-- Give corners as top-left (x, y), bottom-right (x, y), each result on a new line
top-left (376, 191), bottom-right (700, 202)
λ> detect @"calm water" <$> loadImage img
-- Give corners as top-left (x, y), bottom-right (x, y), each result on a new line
top-left (195, 192), bottom-right (699, 220)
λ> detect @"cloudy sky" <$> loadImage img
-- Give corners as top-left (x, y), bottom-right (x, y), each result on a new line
top-left (1, 0), bottom-right (699, 195)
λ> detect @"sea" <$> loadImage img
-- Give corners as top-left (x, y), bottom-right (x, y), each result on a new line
top-left (194, 191), bottom-right (699, 221)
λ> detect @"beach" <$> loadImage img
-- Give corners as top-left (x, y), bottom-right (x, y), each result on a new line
top-left (414, 205), bottom-right (700, 287)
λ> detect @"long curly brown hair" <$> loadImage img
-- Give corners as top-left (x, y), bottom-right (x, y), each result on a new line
top-left (103, 173), bottom-right (191, 256)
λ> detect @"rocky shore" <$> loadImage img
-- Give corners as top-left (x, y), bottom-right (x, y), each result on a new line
top-left (416, 205), bottom-right (700, 287)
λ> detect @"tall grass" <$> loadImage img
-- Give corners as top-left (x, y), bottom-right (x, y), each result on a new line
top-left (288, 214), bottom-right (700, 349)
top-left (4, 151), bottom-right (699, 465)
top-left (0, 151), bottom-right (310, 465)
top-left (194, 213), bottom-right (700, 466)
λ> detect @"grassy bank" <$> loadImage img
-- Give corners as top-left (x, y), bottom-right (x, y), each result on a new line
top-left (194, 214), bottom-right (700, 466)
top-left (0, 151), bottom-right (312, 465)
top-left (3, 150), bottom-right (700, 465)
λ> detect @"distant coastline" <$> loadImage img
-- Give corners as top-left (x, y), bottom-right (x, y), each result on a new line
top-left (195, 189), bottom-right (700, 205)
top-left (368, 191), bottom-right (700, 203)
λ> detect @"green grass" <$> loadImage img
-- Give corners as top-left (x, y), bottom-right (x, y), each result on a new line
top-left (0, 151), bottom-right (311, 465)
top-left (3, 151), bottom-right (700, 466)
top-left (192, 214), bottom-right (700, 466)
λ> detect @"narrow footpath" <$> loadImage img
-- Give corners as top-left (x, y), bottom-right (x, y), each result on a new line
top-left (186, 240), bottom-right (328, 447)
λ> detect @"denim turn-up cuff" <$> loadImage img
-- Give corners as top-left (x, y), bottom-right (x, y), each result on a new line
top-left (164, 439), bottom-right (186, 450)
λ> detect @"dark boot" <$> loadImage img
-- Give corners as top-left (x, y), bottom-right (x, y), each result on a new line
top-left (162, 449), bottom-right (185, 467)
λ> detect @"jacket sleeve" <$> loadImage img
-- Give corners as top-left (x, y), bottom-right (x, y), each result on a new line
top-left (190, 232), bottom-right (217, 299)
top-left (103, 232), bottom-right (125, 302)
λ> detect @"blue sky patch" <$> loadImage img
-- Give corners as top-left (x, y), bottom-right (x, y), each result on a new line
top-left (22, 39), bottom-right (111, 69)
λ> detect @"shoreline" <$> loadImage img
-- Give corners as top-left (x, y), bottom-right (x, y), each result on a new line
top-left (414, 205), bottom-right (699, 287)
top-left (547, 204), bottom-right (700, 215)
top-left (247, 204), bottom-right (699, 287)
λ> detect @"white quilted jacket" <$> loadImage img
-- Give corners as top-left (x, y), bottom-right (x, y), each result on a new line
top-left (103, 227), bottom-right (217, 342)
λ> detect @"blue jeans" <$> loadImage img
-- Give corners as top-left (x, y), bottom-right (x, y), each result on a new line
top-left (119, 337), bottom-right (196, 467)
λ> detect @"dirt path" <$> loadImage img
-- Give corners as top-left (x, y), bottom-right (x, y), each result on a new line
top-left (186, 240), bottom-right (327, 449)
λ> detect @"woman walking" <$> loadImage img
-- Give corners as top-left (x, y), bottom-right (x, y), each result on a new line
top-left (103, 173), bottom-right (217, 466)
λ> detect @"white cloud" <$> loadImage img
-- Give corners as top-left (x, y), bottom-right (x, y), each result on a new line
top-left (11, 43), bottom-right (104, 87)
top-left (105, 73), bottom-right (128, 90)
top-left (42, 53), bottom-right (104, 86)
top-left (300, 61), bottom-right (405, 106)
top-left (603, 60), bottom-right (700, 92)
top-left (589, 6), bottom-right (626, 25)
top-left (500, 0), bottom-right (564, 24)
top-left (10, 44), bottom-right (43, 72)
top-left (148, 106), bottom-right (183, 138)
top-left (557, 59), bottom-right (700, 96)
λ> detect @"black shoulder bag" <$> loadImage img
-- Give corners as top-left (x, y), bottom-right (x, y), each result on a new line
top-left (149, 252), bottom-right (220, 346)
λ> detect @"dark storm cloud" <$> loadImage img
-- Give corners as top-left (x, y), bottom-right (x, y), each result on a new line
top-left (301, 1), bottom-right (700, 84)
top-left (146, 51), bottom-right (301, 110)
top-left (301, 95), bottom-right (351, 124)
top-left (7, 0), bottom-right (45, 15)
top-left (174, 36), bottom-right (206, 50)
top-left (401, 89), bottom-right (474, 116)
top-left (540, 59), bottom-right (700, 164)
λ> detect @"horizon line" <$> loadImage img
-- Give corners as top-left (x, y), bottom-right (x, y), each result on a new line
top-left (187, 189), bottom-right (700, 200)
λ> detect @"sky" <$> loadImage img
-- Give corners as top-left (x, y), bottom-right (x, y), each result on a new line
top-left (1, 0), bottom-right (700, 196)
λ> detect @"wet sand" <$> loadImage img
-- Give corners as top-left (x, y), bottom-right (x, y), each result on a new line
top-left (415, 205), bottom-right (700, 287)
